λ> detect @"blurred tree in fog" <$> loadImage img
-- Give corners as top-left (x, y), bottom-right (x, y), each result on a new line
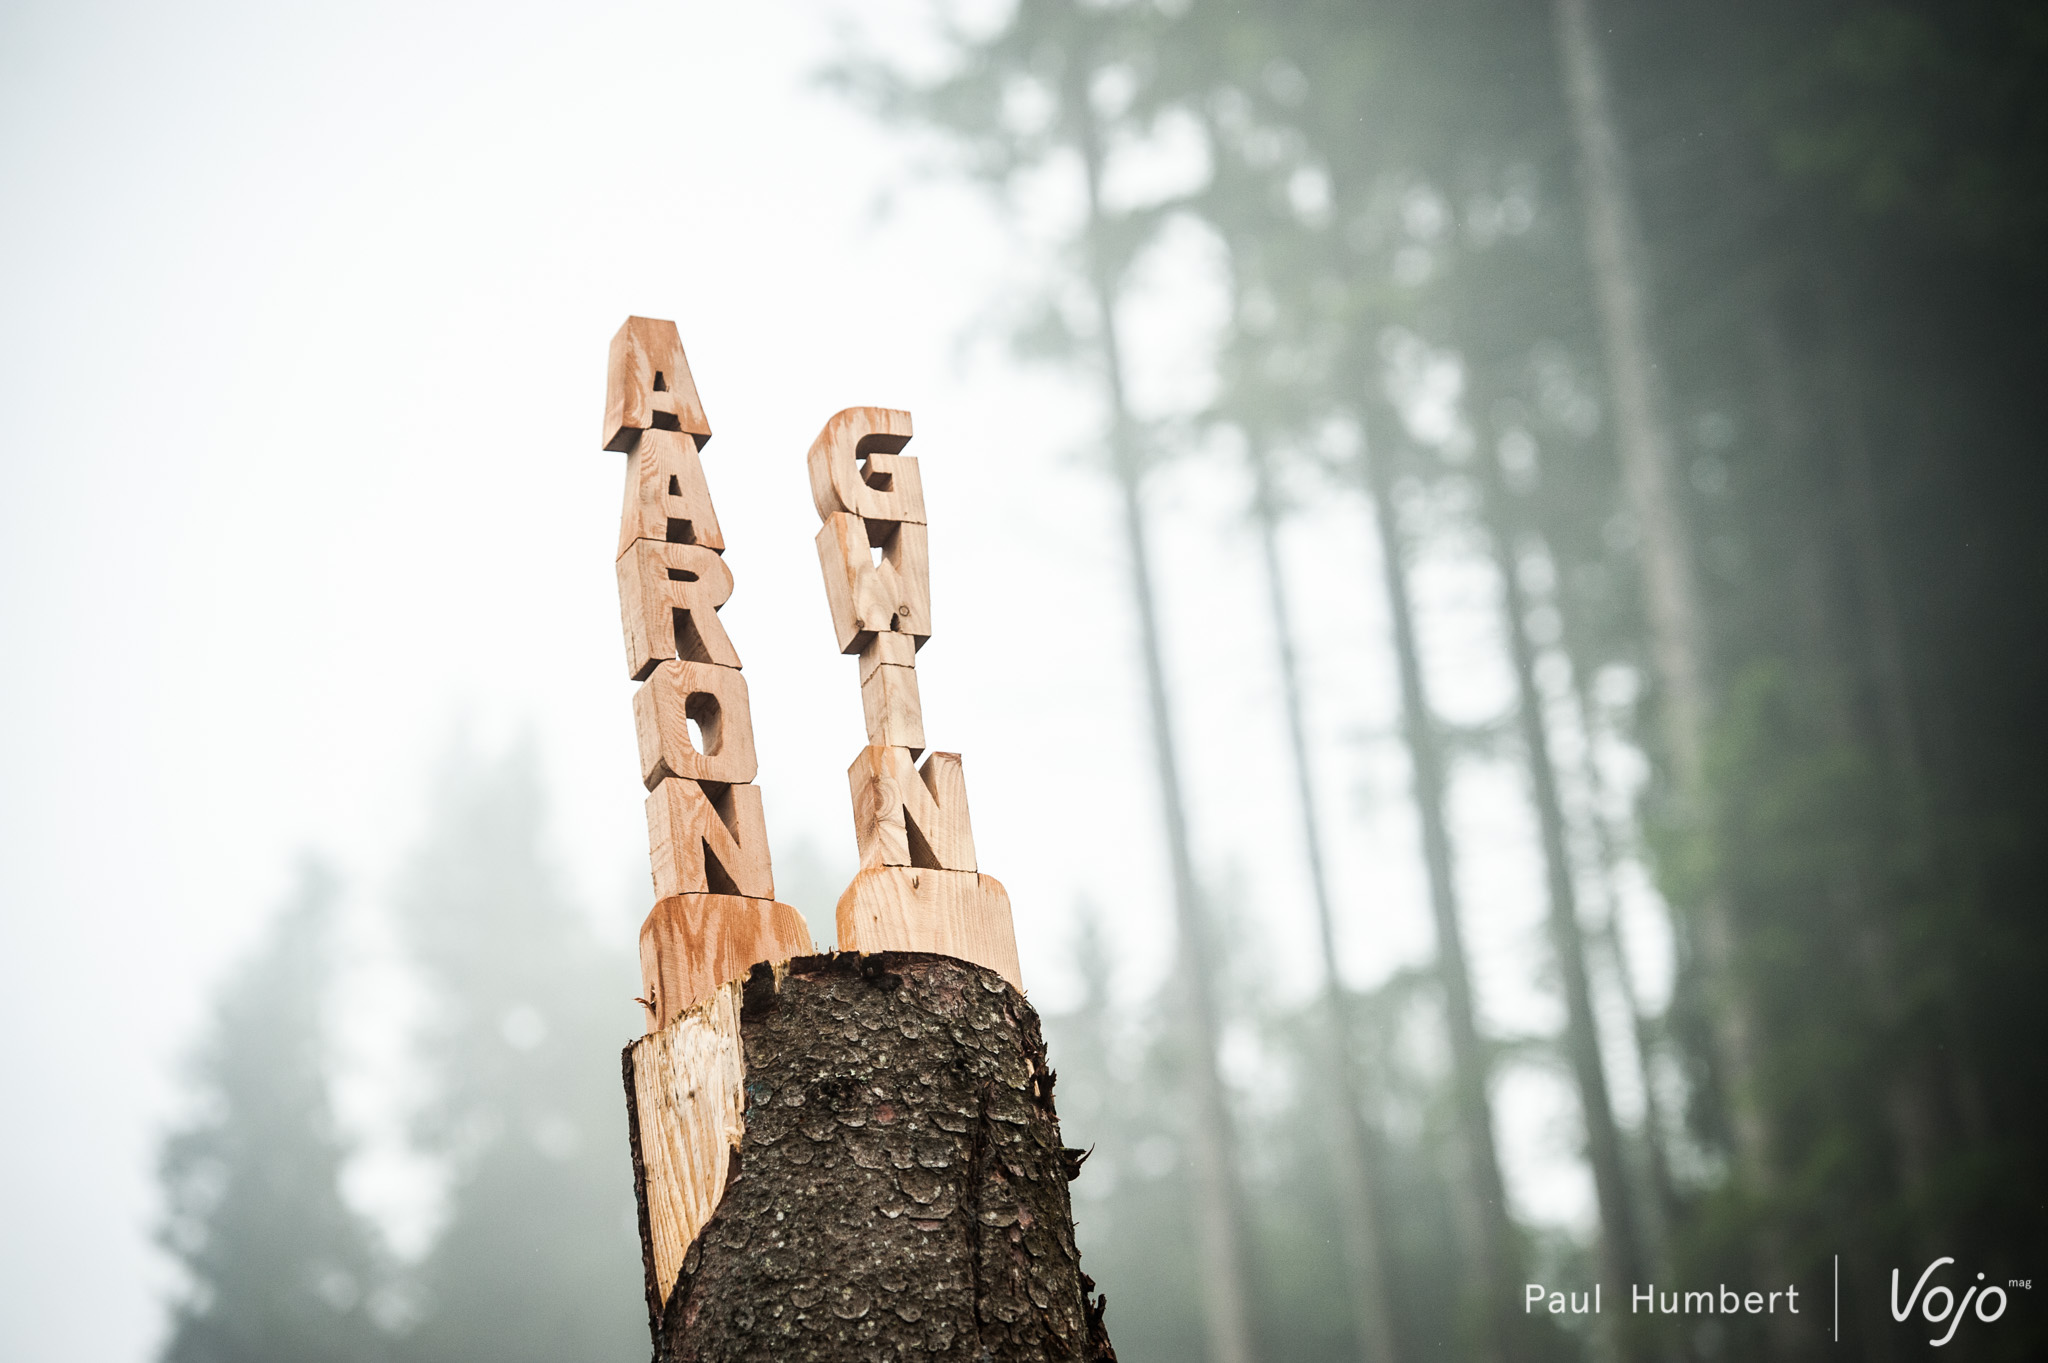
top-left (840, 1), bottom-right (2048, 1361)
top-left (147, 5), bottom-right (2048, 1361)
top-left (157, 861), bottom-right (389, 1363)
top-left (389, 743), bottom-right (645, 1363)
top-left (157, 748), bottom-right (656, 1363)
top-left (831, 7), bottom-right (1266, 1358)
top-left (1175, 5), bottom-right (1661, 1352)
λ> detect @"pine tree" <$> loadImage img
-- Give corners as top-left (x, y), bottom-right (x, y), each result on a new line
top-left (833, 7), bottom-right (1263, 1358)
top-left (157, 859), bottom-right (389, 1363)
top-left (391, 742), bottom-right (645, 1363)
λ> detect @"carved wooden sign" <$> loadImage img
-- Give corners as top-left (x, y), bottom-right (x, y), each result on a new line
top-left (606, 316), bottom-right (814, 1037)
top-left (806, 407), bottom-right (1023, 989)
top-left (607, 318), bottom-right (813, 1321)
top-left (608, 319), bottom-right (1029, 1335)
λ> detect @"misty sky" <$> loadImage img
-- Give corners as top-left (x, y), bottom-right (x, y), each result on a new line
top-left (0, 3), bottom-right (1672, 1358)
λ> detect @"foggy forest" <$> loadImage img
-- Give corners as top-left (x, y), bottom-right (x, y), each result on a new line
top-left (4, 1), bottom-right (2046, 1361)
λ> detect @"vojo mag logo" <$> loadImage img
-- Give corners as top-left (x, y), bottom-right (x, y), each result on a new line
top-left (1891, 1256), bottom-right (2020, 1348)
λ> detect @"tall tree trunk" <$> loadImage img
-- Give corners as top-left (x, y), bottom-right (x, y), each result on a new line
top-left (1249, 452), bottom-right (1401, 1363)
top-left (1359, 430), bottom-right (1521, 1363)
top-left (1562, 662), bottom-right (1680, 1247)
top-left (1075, 102), bottom-right (1260, 1363)
top-left (1809, 296), bottom-right (1990, 1154)
top-left (1549, 0), bottom-right (1776, 1194)
top-left (1476, 447), bottom-right (1648, 1354)
top-left (1752, 315), bottom-right (1959, 1243)
top-left (1808, 298), bottom-right (1929, 826)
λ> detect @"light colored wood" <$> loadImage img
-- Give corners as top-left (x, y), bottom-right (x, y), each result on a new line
top-left (805, 406), bottom-right (924, 524)
top-left (814, 512), bottom-right (931, 654)
top-left (617, 428), bottom-right (725, 558)
top-left (849, 748), bottom-right (911, 868)
top-left (630, 980), bottom-right (746, 1308)
top-left (835, 865), bottom-right (1022, 990)
top-left (637, 892), bottom-right (813, 1033)
top-left (632, 660), bottom-right (757, 790)
top-left (859, 663), bottom-right (925, 754)
top-left (604, 316), bottom-right (712, 453)
top-left (857, 629), bottom-right (919, 682)
top-left (646, 777), bottom-right (775, 900)
top-left (618, 539), bottom-right (739, 679)
top-left (847, 746), bottom-right (976, 872)
top-left (806, 400), bottom-right (1027, 991)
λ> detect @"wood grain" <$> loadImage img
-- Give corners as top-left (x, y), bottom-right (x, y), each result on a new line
top-left (632, 660), bottom-right (757, 790)
top-left (604, 316), bottom-right (712, 453)
top-left (618, 539), bottom-right (740, 679)
top-left (618, 428), bottom-right (725, 558)
top-left (814, 512), bottom-right (931, 654)
top-left (857, 629), bottom-right (919, 682)
top-left (805, 406), bottom-right (924, 524)
top-left (835, 867), bottom-right (1023, 990)
top-left (798, 398), bottom-right (1029, 1030)
top-left (636, 892), bottom-right (813, 1032)
top-left (847, 746), bottom-right (976, 872)
top-left (629, 980), bottom-right (747, 1311)
top-left (859, 663), bottom-right (925, 754)
top-left (646, 777), bottom-right (775, 900)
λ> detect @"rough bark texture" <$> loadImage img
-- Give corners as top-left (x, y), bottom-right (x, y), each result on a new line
top-left (629, 951), bottom-right (1115, 1363)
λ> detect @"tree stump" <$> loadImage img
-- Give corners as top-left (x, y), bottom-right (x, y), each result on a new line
top-left (599, 321), bottom-right (1103, 1360)
top-left (626, 952), bottom-right (1114, 1362)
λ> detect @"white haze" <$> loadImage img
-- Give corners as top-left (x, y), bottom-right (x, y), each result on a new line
top-left (0, 2), bottom-right (1672, 1358)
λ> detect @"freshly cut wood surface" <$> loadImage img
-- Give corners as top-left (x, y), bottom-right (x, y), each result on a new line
top-left (836, 866), bottom-right (1022, 989)
top-left (804, 405), bottom-right (924, 524)
top-left (633, 660), bottom-right (758, 789)
top-left (814, 512), bottom-right (931, 654)
top-left (618, 539), bottom-right (740, 679)
top-left (618, 428), bottom-right (725, 558)
top-left (859, 663), bottom-right (925, 754)
top-left (857, 629), bottom-right (919, 682)
top-left (634, 954), bottom-right (1109, 1360)
top-left (646, 778), bottom-right (775, 900)
top-left (848, 746), bottom-right (976, 872)
top-left (627, 979), bottom-right (747, 1320)
top-left (604, 316), bottom-right (712, 452)
top-left (637, 892), bottom-right (813, 1032)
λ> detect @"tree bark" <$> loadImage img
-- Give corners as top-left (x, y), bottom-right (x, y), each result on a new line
top-left (631, 952), bottom-right (1115, 1363)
